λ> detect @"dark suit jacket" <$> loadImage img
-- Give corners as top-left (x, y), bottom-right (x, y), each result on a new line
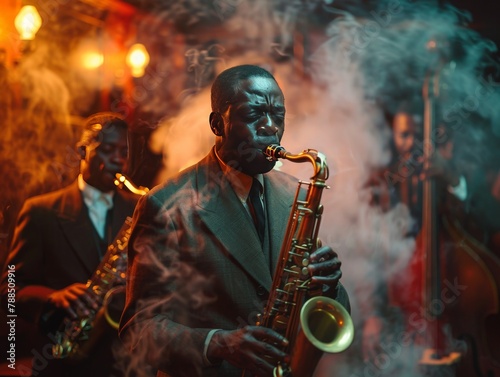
top-left (0, 180), bottom-right (139, 376)
top-left (120, 148), bottom-right (350, 377)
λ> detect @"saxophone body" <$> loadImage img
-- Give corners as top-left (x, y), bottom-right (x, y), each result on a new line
top-left (52, 174), bottom-right (148, 360)
top-left (260, 145), bottom-right (354, 377)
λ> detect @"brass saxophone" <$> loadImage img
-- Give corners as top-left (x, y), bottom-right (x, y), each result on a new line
top-left (52, 174), bottom-right (148, 360)
top-left (259, 145), bottom-right (354, 377)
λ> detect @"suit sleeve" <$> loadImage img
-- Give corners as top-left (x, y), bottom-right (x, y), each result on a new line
top-left (119, 193), bottom-right (210, 377)
top-left (0, 201), bottom-right (56, 324)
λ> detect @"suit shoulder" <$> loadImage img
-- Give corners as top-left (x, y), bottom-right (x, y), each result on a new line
top-left (149, 165), bottom-right (197, 198)
top-left (21, 186), bottom-right (72, 211)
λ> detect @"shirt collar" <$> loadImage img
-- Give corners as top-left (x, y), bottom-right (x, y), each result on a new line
top-left (78, 174), bottom-right (114, 208)
top-left (214, 148), bottom-right (264, 202)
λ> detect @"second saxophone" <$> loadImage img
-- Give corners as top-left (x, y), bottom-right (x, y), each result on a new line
top-left (52, 174), bottom-right (148, 360)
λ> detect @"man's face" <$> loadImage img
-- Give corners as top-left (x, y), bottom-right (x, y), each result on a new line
top-left (392, 112), bottom-right (416, 159)
top-left (81, 125), bottom-right (129, 192)
top-left (217, 76), bottom-right (285, 176)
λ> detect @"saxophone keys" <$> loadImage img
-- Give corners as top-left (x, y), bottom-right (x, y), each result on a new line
top-left (273, 315), bottom-right (289, 331)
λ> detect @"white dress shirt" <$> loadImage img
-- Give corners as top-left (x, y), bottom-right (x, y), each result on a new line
top-left (78, 174), bottom-right (114, 239)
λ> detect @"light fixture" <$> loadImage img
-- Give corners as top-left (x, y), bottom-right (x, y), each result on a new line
top-left (15, 5), bottom-right (42, 41)
top-left (126, 43), bottom-right (150, 78)
top-left (82, 51), bottom-right (104, 69)
top-left (80, 43), bottom-right (104, 70)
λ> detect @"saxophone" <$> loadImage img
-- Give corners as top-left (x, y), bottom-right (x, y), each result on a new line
top-left (52, 174), bottom-right (148, 360)
top-left (259, 145), bottom-right (354, 377)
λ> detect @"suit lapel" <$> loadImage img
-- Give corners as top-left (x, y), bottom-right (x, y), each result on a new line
top-left (195, 151), bottom-right (273, 290)
top-left (56, 182), bottom-right (100, 275)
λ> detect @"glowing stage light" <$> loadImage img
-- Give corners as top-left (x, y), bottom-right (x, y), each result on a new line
top-left (15, 5), bottom-right (42, 41)
top-left (82, 51), bottom-right (104, 69)
top-left (126, 43), bottom-right (150, 78)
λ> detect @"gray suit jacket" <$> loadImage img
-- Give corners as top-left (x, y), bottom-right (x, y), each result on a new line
top-left (120, 148), bottom-right (350, 377)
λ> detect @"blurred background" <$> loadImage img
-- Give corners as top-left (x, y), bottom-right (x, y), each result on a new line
top-left (0, 0), bottom-right (499, 376)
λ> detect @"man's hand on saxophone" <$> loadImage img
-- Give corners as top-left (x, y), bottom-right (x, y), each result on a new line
top-left (48, 282), bottom-right (98, 319)
top-left (308, 246), bottom-right (342, 289)
top-left (207, 326), bottom-right (289, 377)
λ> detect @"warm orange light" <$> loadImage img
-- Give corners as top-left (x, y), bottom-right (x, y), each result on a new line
top-left (126, 43), bottom-right (150, 78)
top-left (15, 5), bottom-right (42, 41)
top-left (82, 51), bottom-right (104, 69)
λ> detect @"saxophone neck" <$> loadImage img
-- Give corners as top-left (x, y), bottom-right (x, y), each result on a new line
top-left (264, 144), bottom-right (329, 182)
top-left (114, 173), bottom-right (149, 195)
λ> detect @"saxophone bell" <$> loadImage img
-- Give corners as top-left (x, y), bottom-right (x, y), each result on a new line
top-left (271, 296), bottom-right (354, 377)
top-left (103, 285), bottom-right (126, 329)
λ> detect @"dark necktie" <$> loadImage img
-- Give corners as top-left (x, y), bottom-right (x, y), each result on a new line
top-left (248, 178), bottom-right (265, 245)
top-left (104, 207), bottom-right (113, 243)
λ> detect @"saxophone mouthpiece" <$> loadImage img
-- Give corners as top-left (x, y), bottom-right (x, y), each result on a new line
top-left (264, 144), bottom-right (286, 161)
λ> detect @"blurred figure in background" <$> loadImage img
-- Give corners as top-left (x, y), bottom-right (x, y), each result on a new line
top-left (360, 106), bottom-right (467, 375)
top-left (0, 112), bottom-right (140, 377)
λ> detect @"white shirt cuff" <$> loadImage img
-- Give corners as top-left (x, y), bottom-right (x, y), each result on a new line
top-left (203, 329), bottom-right (222, 366)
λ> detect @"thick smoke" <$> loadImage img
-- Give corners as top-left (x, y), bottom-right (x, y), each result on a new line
top-left (0, 43), bottom-right (76, 266)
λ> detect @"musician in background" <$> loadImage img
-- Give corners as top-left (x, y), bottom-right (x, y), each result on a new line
top-left (361, 108), bottom-right (467, 373)
top-left (0, 112), bottom-right (140, 376)
top-left (119, 64), bottom-right (350, 377)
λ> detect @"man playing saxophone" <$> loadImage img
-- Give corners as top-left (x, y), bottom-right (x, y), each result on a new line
top-left (120, 65), bottom-right (351, 377)
top-left (0, 112), bottom-right (141, 377)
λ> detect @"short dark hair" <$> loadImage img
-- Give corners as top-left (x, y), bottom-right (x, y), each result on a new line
top-left (211, 65), bottom-right (278, 113)
top-left (77, 112), bottom-right (128, 148)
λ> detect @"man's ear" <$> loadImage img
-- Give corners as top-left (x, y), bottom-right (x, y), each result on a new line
top-left (209, 112), bottom-right (224, 137)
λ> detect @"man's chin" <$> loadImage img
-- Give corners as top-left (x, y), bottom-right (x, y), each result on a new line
top-left (243, 160), bottom-right (276, 176)
top-left (262, 160), bottom-right (276, 174)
